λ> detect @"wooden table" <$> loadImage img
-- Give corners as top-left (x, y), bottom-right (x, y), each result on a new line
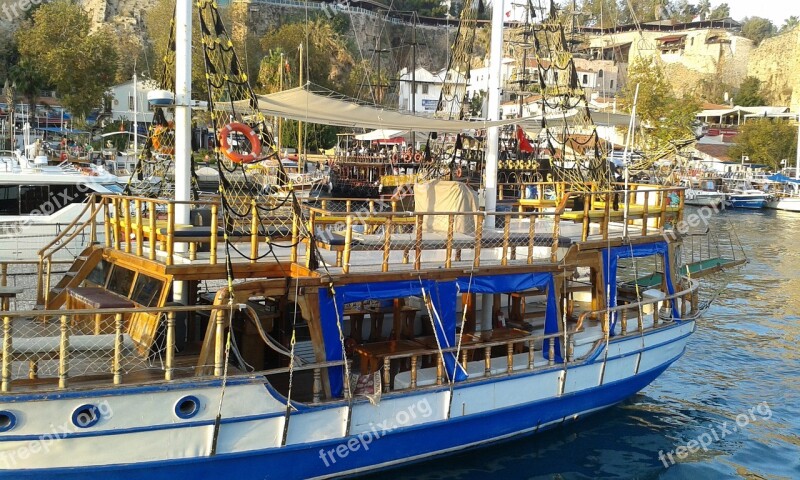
top-left (66, 287), bottom-right (135, 334)
top-left (353, 339), bottom-right (427, 375)
top-left (0, 286), bottom-right (24, 311)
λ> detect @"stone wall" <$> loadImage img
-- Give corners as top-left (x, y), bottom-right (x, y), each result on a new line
top-left (747, 27), bottom-right (800, 112)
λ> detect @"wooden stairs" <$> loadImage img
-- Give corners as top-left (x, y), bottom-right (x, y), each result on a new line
top-left (38, 245), bottom-right (105, 310)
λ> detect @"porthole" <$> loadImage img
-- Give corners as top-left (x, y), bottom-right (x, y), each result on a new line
top-left (174, 396), bottom-right (200, 419)
top-left (0, 410), bottom-right (17, 432)
top-left (72, 404), bottom-right (101, 429)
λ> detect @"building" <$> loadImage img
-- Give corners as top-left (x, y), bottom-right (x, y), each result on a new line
top-left (107, 77), bottom-right (160, 124)
top-left (397, 67), bottom-right (466, 116)
top-left (467, 57), bottom-right (516, 100)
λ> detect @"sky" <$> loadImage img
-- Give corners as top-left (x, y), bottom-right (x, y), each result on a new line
top-left (719, 0), bottom-right (798, 26)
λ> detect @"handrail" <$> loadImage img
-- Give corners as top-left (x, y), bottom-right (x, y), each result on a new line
top-left (36, 195), bottom-right (106, 306)
top-left (576, 279), bottom-right (700, 332)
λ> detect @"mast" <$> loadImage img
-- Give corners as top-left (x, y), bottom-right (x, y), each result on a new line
top-left (481, 0), bottom-right (505, 330)
top-left (173, 0), bottom-right (192, 303)
top-left (133, 72), bottom-right (138, 157)
top-left (277, 52), bottom-right (283, 156)
top-left (411, 18), bottom-right (417, 150)
top-left (298, 43), bottom-right (304, 168)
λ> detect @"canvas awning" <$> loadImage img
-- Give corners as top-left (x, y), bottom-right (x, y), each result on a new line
top-left (354, 129), bottom-right (405, 141)
top-left (235, 85), bottom-right (517, 132)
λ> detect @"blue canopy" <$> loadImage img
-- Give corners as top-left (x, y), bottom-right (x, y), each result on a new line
top-left (602, 241), bottom-right (678, 335)
top-left (319, 279), bottom-right (464, 397)
top-left (767, 173), bottom-right (800, 184)
top-left (456, 271), bottom-right (561, 361)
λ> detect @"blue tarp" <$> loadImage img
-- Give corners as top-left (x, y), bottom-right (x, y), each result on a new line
top-left (456, 272), bottom-right (561, 361)
top-left (319, 279), bottom-right (463, 398)
top-left (767, 173), bottom-right (800, 184)
top-left (602, 241), bottom-right (678, 335)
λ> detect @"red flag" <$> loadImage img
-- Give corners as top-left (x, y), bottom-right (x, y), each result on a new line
top-left (517, 126), bottom-right (534, 153)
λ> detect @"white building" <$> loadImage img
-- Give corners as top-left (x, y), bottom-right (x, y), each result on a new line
top-left (107, 77), bottom-right (160, 124)
top-left (467, 57), bottom-right (516, 100)
top-left (397, 67), bottom-right (466, 116)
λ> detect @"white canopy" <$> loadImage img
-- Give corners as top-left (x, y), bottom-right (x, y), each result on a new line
top-left (239, 86), bottom-right (517, 132)
top-left (354, 129), bottom-right (405, 141)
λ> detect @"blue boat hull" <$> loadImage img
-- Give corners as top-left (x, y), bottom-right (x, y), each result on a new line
top-left (5, 358), bottom-right (678, 480)
top-left (726, 197), bottom-right (767, 209)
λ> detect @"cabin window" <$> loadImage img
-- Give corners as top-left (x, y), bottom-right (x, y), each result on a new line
top-left (422, 84), bottom-right (429, 94)
top-left (0, 186), bottom-right (18, 215)
top-left (131, 274), bottom-right (163, 307)
top-left (18, 186), bottom-right (49, 215)
top-left (86, 260), bottom-right (110, 287)
top-left (616, 254), bottom-right (666, 302)
top-left (106, 266), bottom-right (136, 297)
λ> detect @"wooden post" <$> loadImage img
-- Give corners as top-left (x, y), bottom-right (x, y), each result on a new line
top-left (166, 203), bottom-right (175, 266)
top-left (104, 197), bottom-right (112, 248)
top-left (290, 205), bottom-right (299, 263)
top-left (653, 302), bottom-right (659, 326)
top-left (113, 313), bottom-right (123, 385)
top-left (123, 199), bottom-right (132, 254)
top-left (461, 350), bottom-right (468, 371)
top-left (501, 214), bottom-right (511, 266)
top-left (165, 311), bottom-right (175, 380)
top-left (1, 316), bottom-right (11, 392)
top-left (436, 355), bottom-right (443, 385)
top-left (113, 198), bottom-right (121, 250)
top-left (548, 338), bottom-right (555, 365)
top-left (383, 357), bottom-right (391, 393)
top-left (527, 212), bottom-right (535, 264)
top-left (527, 340), bottom-right (534, 369)
top-left (306, 210), bottom-right (317, 269)
top-left (148, 201), bottom-right (157, 261)
top-left (414, 214), bottom-right (423, 270)
top-left (474, 214), bottom-right (483, 268)
top-left (342, 214), bottom-right (354, 274)
top-left (134, 199), bottom-right (143, 257)
top-left (382, 216), bottom-right (392, 273)
top-left (410, 355), bottom-right (418, 389)
top-left (312, 367), bottom-right (322, 403)
top-left (214, 309), bottom-right (225, 377)
top-left (89, 197), bottom-right (98, 245)
top-left (250, 200), bottom-right (259, 263)
top-left (621, 307), bottom-right (628, 336)
top-left (0, 263), bottom-right (6, 287)
top-left (484, 346), bottom-right (491, 376)
top-left (210, 203), bottom-right (218, 265)
top-left (445, 214), bottom-right (454, 269)
top-left (641, 191), bottom-right (650, 236)
top-left (506, 343), bottom-right (513, 373)
top-left (59, 314), bottom-right (69, 389)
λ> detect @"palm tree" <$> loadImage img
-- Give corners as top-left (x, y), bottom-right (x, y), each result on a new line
top-left (781, 16), bottom-right (800, 32)
top-left (697, 0), bottom-right (711, 20)
top-left (8, 60), bottom-right (45, 112)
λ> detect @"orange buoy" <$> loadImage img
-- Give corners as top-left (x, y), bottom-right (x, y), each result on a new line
top-left (219, 122), bottom-right (262, 164)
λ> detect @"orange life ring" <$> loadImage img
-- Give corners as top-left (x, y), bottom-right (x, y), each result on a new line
top-left (413, 152), bottom-right (422, 162)
top-left (403, 151), bottom-right (412, 161)
top-left (219, 122), bottom-right (262, 164)
top-left (60, 152), bottom-right (67, 161)
top-left (391, 153), bottom-right (399, 163)
top-left (455, 166), bottom-right (463, 178)
top-left (151, 124), bottom-right (175, 155)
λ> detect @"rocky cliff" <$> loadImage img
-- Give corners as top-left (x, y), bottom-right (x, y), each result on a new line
top-left (748, 27), bottom-right (800, 112)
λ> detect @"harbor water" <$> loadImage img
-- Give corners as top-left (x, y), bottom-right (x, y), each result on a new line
top-left (364, 208), bottom-right (800, 479)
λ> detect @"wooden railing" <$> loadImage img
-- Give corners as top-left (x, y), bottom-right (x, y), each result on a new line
top-left (0, 302), bottom-right (344, 403)
top-left (575, 279), bottom-right (701, 334)
top-left (36, 197), bottom-right (103, 306)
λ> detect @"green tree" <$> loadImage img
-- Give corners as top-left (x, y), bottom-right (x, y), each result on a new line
top-left (579, 0), bottom-right (622, 28)
top-left (780, 16), bottom-right (800, 32)
top-left (7, 59), bottom-right (46, 109)
top-left (740, 16), bottom-right (777, 45)
top-left (696, 0), bottom-right (711, 20)
top-left (729, 118), bottom-right (797, 171)
top-left (709, 3), bottom-right (730, 19)
top-left (733, 76), bottom-right (766, 106)
top-left (259, 19), bottom-right (354, 92)
top-left (619, 57), bottom-right (699, 151)
top-left (16, 0), bottom-right (117, 121)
